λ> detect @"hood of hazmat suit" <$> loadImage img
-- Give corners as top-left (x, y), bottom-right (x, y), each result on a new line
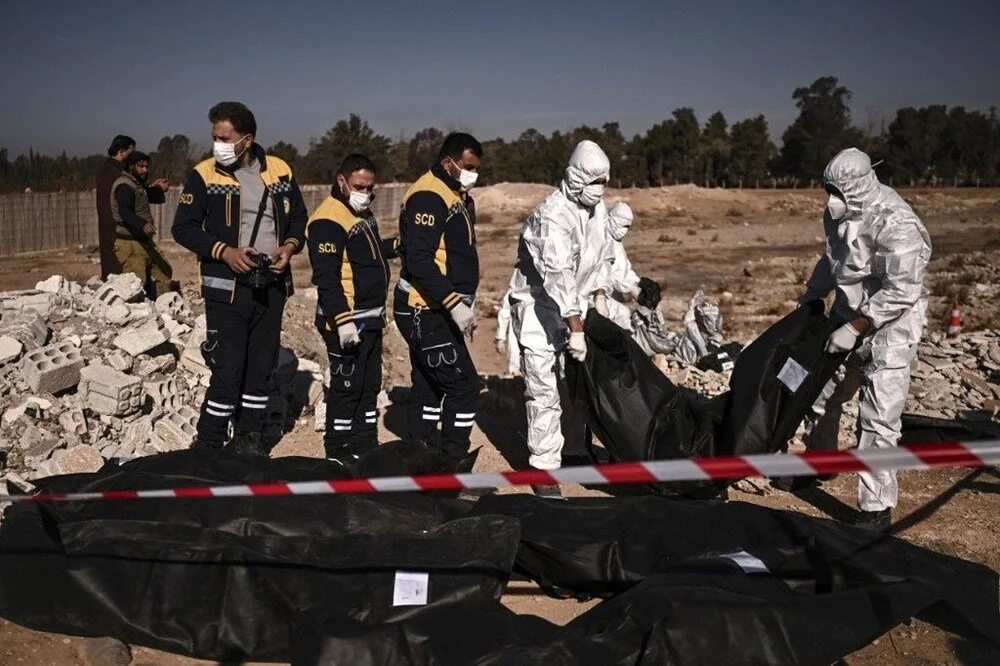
top-left (607, 202), bottom-right (633, 242)
top-left (561, 140), bottom-right (611, 208)
top-left (805, 147), bottom-right (932, 338)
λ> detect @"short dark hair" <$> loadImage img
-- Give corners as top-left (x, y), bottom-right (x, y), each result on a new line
top-left (107, 135), bottom-right (135, 157)
top-left (437, 132), bottom-right (483, 162)
top-left (337, 153), bottom-right (378, 177)
top-left (124, 151), bottom-right (151, 168)
top-left (209, 101), bottom-right (257, 137)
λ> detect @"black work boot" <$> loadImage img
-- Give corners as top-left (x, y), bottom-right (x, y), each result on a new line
top-left (324, 443), bottom-right (361, 467)
top-left (190, 436), bottom-right (226, 451)
top-left (852, 508), bottom-right (891, 534)
top-left (231, 432), bottom-right (270, 457)
top-left (532, 484), bottom-right (566, 500)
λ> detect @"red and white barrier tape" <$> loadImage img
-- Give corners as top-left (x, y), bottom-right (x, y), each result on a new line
top-left (1, 440), bottom-right (998, 504)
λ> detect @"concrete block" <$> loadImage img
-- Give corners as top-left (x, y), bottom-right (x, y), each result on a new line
top-left (59, 408), bottom-right (88, 437)
top-left (106, 350), bottom-right (133, 373)
top-left (20, 342), bottom-right (85, 394)
top-left (103, 273), bottom-right (145, 303)
top-left (35, 275), bottom-right (68, 293)
top-left (79, 364), bottom-right (143, 416)
top-left (151, 406), bottom-right (199, 451)
top-left (155, 292), bottom-right (193, 320)
top-left (144, 378), bottom-right (183, 410)
top-left (0, 335), bottom-right (23, 365)
top-left (113, 317), bottom-right (170, 356)
top-left (0, 310), bottom-right (49, 349)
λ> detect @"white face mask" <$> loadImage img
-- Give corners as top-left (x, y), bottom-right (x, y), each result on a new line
top-left (213, 135), bottom-right (249, 167)
top-left (826, 193), bottom-right (848, 221)
top-left (578, 183), bottom-right (605, 207)
top-left (348, 190), bottom-right (373, 213)
top-left (447, 161), bottom-right (477, 193)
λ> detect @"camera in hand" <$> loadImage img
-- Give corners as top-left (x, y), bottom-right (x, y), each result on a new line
top-left (245, 251), bottom-right (278, 289)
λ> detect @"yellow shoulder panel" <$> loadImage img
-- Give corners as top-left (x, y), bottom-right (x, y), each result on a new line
top-left (402, 171), bottom-right (460, 209)
top-left (306, 196), bottom-right (359, 237)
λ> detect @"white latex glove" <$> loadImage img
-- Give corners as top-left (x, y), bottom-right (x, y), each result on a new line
top-left (825, 322), bottom-right (859, 353)
top-left (594, 292), bottom-right (609, 317)
top-left (450, 302), bottom-right (477, 338)
top-left (494, 338), bottom-right (507, 356)
top-left (567, 331), bottom-right (587, 362)
top-left (630, 285), bottom-right (642, 300)
top-left (338, 322), bottom-right (361, 349)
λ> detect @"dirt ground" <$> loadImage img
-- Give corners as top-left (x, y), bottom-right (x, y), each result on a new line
top-left (1, 185), bottom-right (999, 664)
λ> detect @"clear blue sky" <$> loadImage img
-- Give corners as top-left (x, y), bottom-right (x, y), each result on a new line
top-left (1, 0), bottom-right (997, 157)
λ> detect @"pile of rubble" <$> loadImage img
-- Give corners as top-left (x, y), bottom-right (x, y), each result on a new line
top-left (911, 330), bottom-right (1000, 420)
top-left (0, 274), bottom-right (325, 487)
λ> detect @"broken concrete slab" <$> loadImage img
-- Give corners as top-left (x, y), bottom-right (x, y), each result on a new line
top-left (0, 310), bottom-right (49, 349)
top-left (35, 275), bottom-right (67, 293)
top-left (112, 317), bottom-right (170, 357)
top-left (102, 273), bottom-right (145, 303)
top-left (51, 445), bottom-right (104, 475)
top-left (0, 335), bottom-right (24, 365)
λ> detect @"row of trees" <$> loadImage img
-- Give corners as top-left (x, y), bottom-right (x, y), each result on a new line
top-left (2, 77), bottom-right (998, 192)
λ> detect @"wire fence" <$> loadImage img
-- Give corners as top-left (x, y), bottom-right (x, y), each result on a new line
top-left (0, 184), bottom-right (410, 258)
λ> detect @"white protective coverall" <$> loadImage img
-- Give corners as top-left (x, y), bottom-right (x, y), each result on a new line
top-left (597, 202), bottom-right (641, 331)
top-left (508, 140), bottom-right (611, 469)
top-left (494, 290), bottom-right (521, 375)
top-left (803, 147), bottom-right (932, 512)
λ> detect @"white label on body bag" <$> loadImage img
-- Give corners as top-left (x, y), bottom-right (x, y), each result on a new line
top-left (777, 357), bottom-right (809, 393)
top-left (393, 571), bottom-right (429, 606)
top-left (720, 550), bottom-right (770, 574)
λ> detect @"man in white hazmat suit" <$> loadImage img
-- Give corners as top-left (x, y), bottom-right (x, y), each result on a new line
top-left (800, 147), bottom-right (931, 533)
top-left (508, 140), bottom-right (612, 498)
top-left (592, 201), bottom-right (662, 331)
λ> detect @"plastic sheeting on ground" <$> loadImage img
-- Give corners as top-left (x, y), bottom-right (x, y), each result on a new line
top-left (2, 458), bottom-right (999, 664)
top-left (293, 493), bottom-right (1000, 665)
top-left (0, 448), bottom-right (509, 662)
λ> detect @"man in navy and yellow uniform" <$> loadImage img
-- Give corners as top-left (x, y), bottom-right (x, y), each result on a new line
top-left (394, 133), bottom-right (483, 457)
top-left (172, 102), bottom-right (308, 455)
top-left (307, 154), bottom-right (397, 463)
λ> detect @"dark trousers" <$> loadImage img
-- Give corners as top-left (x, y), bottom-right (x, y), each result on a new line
top-left (197, 283), bottom-right (286, 445)
top-left (322, 328), bottom-right (382, 458)
top-left (394, 305), bottom-right (479, 456)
